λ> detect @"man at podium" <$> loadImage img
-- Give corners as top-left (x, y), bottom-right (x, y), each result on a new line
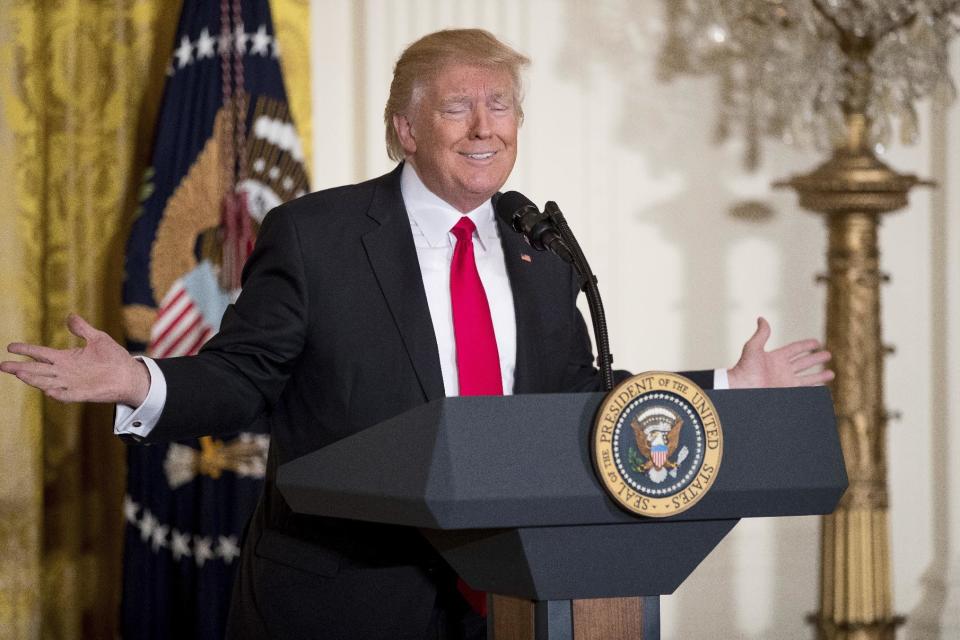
top-left (2, 28), bottom-right (832, 640)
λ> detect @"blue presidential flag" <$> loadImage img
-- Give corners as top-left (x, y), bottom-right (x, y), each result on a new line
top-left (120, 1), bottom-right (308, 637)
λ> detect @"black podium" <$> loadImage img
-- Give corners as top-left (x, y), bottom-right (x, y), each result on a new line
top-left (278, 388), bottom-right (846, 639)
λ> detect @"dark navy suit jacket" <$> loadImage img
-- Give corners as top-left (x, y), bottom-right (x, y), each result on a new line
top-left (144, 164), bottom-right (713, 638)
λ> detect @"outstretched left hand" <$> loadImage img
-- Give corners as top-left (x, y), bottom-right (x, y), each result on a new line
top-left (727, 317), bottom-right (834, 389)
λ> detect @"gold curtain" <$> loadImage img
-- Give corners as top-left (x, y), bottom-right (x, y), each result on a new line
top-left (0, 1), bottom-right (311, 637)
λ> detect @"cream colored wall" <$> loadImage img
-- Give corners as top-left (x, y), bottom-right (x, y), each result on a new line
top-left (309, 2), bottom-right (960, 637)
top-left (902, 39), bottom-right (960, 640)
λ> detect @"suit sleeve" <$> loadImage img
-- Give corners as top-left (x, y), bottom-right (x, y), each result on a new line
top-left (558, 264), bottom-right (630, 392)
top-left (556, 307), bottom-right (618, 392)
top-left (560, 270), bottom-right (713, 392)
top-left (145, 206), bottom-right (309, 442)
top-left (678, 369), bottom-right (714, 390)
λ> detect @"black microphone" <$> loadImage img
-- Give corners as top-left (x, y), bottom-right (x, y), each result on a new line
top-left (495, 192), bottom-right (615, 390)
top-left (494, 191), bottom-right (574, 264)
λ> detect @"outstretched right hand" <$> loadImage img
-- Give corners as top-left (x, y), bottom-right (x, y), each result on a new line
top-left (1, 313), bottom-right (150, 406)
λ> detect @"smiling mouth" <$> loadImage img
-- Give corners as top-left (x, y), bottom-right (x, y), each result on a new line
top-left (460, 151), bottom-right (496, 160)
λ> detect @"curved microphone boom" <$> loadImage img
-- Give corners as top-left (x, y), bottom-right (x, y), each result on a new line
top-left (493, 191), bottom-right (615, 391)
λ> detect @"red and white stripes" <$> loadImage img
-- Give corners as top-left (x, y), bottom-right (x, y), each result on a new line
top-left (149, 281), bottom-right (215, 358)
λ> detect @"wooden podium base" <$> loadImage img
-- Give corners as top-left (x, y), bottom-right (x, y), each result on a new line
top-left (489, 595), bottom-right (659, 640)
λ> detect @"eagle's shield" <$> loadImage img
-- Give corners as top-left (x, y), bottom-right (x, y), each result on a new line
top-left (652, 443), bottom-right (668, 469)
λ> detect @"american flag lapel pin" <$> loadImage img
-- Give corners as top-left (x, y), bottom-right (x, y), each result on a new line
top-left (520, 253), bottom-right (532, 263)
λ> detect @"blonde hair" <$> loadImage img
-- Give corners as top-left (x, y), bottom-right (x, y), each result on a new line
top-left (384, 29), bottom-right (531, 161)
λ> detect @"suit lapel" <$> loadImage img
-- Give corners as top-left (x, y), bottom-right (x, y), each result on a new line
top-left (498, 218), bottom-right (548, 394)
top-left (361, 167), bottom-right (445, 402)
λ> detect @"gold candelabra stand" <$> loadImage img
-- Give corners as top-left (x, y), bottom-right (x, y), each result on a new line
top-left (589, 2), bottom-right (956, 636)
top-left (777, 41), bottom-right (932, 640)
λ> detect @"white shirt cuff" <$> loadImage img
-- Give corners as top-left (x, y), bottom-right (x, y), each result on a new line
top-left (713, 368), bottom-right (729, 390)
top-left (114, 356), bottom-right (167, 439)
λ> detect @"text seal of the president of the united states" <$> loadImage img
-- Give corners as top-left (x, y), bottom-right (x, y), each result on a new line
top-left (592, 371), bottom-right (723, 517)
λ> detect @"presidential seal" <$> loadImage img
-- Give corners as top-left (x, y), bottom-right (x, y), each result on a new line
top-left (592, 372), bottom-right (723, 517)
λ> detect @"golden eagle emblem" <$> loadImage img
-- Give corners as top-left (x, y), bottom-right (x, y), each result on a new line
top-left (592, 371), bottom-right (724, 517)
top-left (628, 407), bottom-right (690, 484)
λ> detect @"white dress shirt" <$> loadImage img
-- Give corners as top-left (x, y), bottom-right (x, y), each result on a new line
top-left (115, 164), bottom-right (726, 437)
top-left (114, 356), bottom-right (166, 436)
top-left (401, 162), bottom-right (516, 396)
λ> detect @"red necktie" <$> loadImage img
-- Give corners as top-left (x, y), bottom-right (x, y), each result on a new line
top-left (450, 216), bottom-right (500, 616)
top-left (450, 217), bottom-right (502, 397)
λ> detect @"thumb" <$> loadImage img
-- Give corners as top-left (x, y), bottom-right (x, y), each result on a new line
top-left (66, 313), bottom-right (98, 342)
top-left (744, 316), bottom-right (771, 353)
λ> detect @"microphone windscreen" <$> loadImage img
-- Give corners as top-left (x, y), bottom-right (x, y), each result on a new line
top-left (494, 191), bottom-right (536, 226)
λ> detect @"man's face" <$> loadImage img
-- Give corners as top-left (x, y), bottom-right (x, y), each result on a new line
top-left (394, 63), bottom-right (519, 213)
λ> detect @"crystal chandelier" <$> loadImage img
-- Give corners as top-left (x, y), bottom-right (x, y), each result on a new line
top-left (657, 0), bottom-right (960, 169)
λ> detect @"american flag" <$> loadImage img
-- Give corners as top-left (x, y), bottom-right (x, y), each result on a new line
top-left (149, 281), bottom-right (217, 358)
top-left (120, 1), bottom-right (307, 637)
